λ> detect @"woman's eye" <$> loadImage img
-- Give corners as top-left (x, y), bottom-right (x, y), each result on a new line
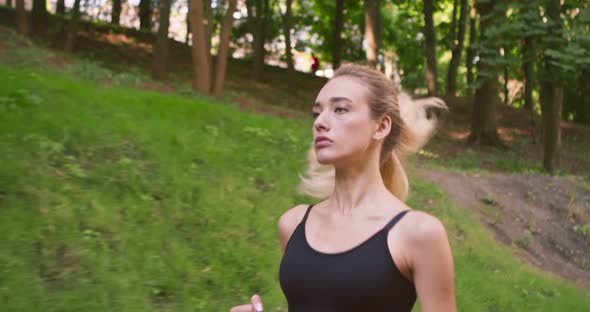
top-left (311, 112), bottom-right (320, 119)
top-left (335, 107), bottom-right (347, 113)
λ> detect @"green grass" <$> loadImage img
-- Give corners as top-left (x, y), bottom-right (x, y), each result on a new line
top-left (1, 46), bottom-right (589, 311)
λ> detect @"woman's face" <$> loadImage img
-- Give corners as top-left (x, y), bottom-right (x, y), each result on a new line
top-left (312, 76), bottom-right (381, 166)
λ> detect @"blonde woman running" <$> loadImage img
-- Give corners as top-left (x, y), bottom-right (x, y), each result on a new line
top-left (230, 64), bottom-right (455, 312)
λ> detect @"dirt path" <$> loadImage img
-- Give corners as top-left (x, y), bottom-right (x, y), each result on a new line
top-left (418, 168), bottom-right (590, 288)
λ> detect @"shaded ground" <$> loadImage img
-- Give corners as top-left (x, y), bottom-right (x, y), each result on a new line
top-left (419, 168), bottom-right (590, 288)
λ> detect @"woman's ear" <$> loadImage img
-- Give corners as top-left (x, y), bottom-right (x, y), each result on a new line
top-left (373, 115), bottom-right (392, 141)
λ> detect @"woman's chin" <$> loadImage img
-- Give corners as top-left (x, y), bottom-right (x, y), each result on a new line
top-left (315, 152), bottom-right (339, 165)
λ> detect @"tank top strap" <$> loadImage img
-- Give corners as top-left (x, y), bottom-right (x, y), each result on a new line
top-left (383, 209), bottom-right (411, 232)
top-left (302, 204), bottom-right (315, 224)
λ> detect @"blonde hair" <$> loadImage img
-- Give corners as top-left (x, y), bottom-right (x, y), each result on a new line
top-left (298, 64), bottom-right (447, 202)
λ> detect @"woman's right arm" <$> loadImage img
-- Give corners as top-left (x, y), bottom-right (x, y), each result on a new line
top-left (229, 204), bottom-right (308, 312)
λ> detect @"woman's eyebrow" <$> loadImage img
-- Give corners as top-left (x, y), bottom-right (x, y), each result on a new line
top-left (314, 97), bottom-right (353, 107)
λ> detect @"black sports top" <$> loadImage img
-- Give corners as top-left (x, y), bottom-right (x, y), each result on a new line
top-left (279, 204), bottom-right (416, 312)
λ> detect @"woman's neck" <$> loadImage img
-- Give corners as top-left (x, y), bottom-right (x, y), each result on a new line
top-left (328, 155), bottom-right (389, 217)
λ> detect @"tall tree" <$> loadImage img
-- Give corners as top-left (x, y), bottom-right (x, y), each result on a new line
top-left (111, 0), bottom-right (122, 25)
top-left (520, 1), bottom-right (542, 144)
top-left (204, 0), bottom-right (213, 61)
top-left (522, 35), bottom-right (536, 142)
top-left (56, 0), bottom-right (66, 15)
top-left (189, 0), bottom-right (211, 93)
top-left (65, 0), bottom-right (82, 52)
top-left (446, 0), bottom-right (468, 95)
top-left (139, 0), bottom-right (152, 31)
top-left (465, 0), bottom-right (477, 96)
top-left (280, 0), bottom-right (295, 90)
top-left (248, 0), bottom-right (271, 81)
top-left (540, 0), bottom-right (563, 173)
top-left (213, 0), bottom-right (238, 96)
top-left (332, 0), bottom-right (345, 70)
top-left (151, 0), bottom-right (173, 79)
top-left (16, 0), bottom-right (28, 35)
top-left (423, 0), bottom-right (437, 94)
top-left (31, 0), bottom-right (47, 34)
top-left (467, 0), bottom-right (504, 145)
top-left (185, 14), bottom-right (191, 45)
top-left (364, 0), bottom-right (380, 68)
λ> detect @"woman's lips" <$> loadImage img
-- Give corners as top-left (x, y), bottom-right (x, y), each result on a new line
top-left (315, 138), bottom-right (332, 148)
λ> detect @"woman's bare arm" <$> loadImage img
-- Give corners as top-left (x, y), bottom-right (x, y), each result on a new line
top-left (407, 213), bottom-right (456, 312)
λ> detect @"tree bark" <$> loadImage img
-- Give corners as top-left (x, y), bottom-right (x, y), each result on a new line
top-left (364, 0), bottom-right (379, 68)
top-left (111, 0), bottom-right (122, 25)
top-left (56, 0), bottom-right (66, 15)
top-left (151, 0), bottom-right (172, 79)
top-left (204, 0), bottom-right (213, 67)
top-left (522, 36), bottom-right (536, 143)
top-left (16, 0), bottom-right (28, 35)
top-left (213, 0), bottom-right (238, 96)
top-left (332, 0), bottom-right (345, 70)
top-left (280, 0), bottom-right (295, 90)
top-left (503, 47), bottom-right (509, 106)
top-left (467, 0), bottom-right (502, 146)
top-left (186, 14), bottom-right (191, 45)
top-left (252, 0), bottom-right (270, 81)
top-left (446, 0), bottom-right (467, 96)
top-left (189, 0), bottom-right (211, 93)
top-left (540, 0), bottom-right (563, 173)
top-left (139, 0), bottom-right (152, 31)
top-left (31, 0), bottom-right (47, 35)
top-left (423, 0), bottom-right (437, 95)
top-left (466, 0), bottom-right (476, 96)
top-left (65, 0), bottom-right (81, 52)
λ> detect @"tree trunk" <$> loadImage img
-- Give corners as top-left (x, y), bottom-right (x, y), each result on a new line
top-left (139, 0), bottom-right (152, 31)
top-left (56, 0), bottom-right (65, 15)
top-left (31, 0), bottom-right (47, 35)
top-left (466, 0), bottom-right (476, 96)
top-left (280, 0), bottom-right (295, 90)
top-left (189, 0), bottom-right (211, 93)
top-left (503, 48), bottom-right (509, 106)
top-left (540, 0), bottom-right (563, 173)
top-left (423, 0), bottom-right (438, 95)
top-left (151, 0), bottom-right (172, 79)
top-left (446, 0), bottom-right (467, 96)
top-left (16, 0), bottom-right (28, 35)
top-left (65, 0), bottom-right (81, 52)
top-left (332, 0), bottom-right (345, 70)
top-left (467, 0), bottom-right (502, 146)
top-left (204, 0), bottom-right (213, 67)
top-left (522, 36), bottom-right (536, 143)
top-left (111, 0), bottom-right (122, 25)
top-left (186, 14), bottom-right (191, 45)
top-left (364, 0), bottom-right (379, 68)
top-left (252, 0), bottom-right (270, 81)
top-left (213, 0), bottom-right (238, 96)
top-left (7, 0), bottom-right (12, 8)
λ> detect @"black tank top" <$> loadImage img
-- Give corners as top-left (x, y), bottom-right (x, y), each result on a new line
top-left (279, 204), bottom-right (416, 312)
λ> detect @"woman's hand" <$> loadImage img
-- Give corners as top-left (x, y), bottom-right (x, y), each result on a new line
top-left (229, 294), bottom-right (263, 312)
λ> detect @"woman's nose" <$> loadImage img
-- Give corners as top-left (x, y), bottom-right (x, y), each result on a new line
top-left (314, 112), bottom-right (330, 132)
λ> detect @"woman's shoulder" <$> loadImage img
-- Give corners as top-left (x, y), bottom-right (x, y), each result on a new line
top-left (277, 204), bottom-right (311, 251)
top-left (398, 209), bottom-right (449, 249)
top-left (277, 204), bottom-right (310, 232)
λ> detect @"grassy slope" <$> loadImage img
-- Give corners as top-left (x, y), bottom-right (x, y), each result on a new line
top-left (1, 48), bottom-right (589, 311)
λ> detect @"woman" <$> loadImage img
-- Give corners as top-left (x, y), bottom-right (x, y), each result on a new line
top-left (230, 64), bottom-right (455, 312)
